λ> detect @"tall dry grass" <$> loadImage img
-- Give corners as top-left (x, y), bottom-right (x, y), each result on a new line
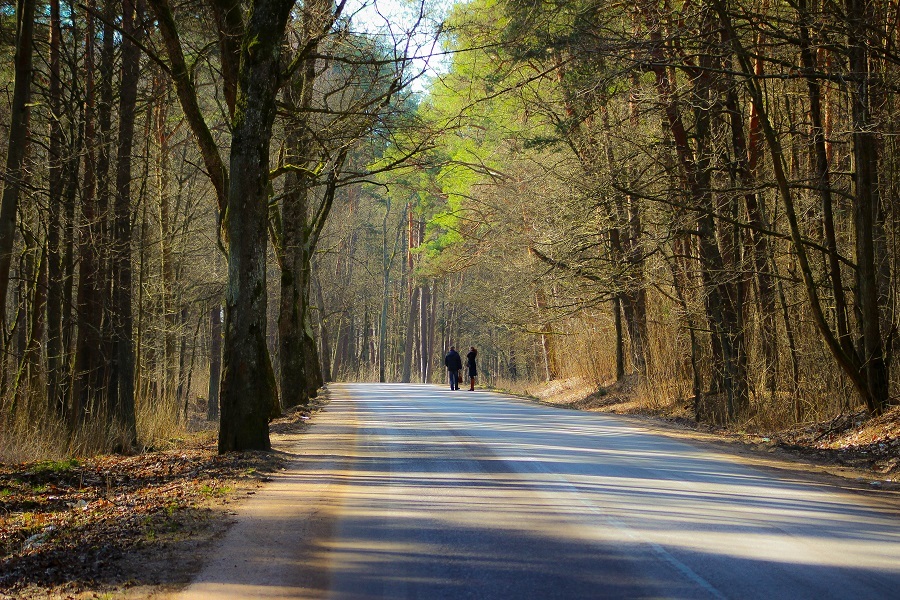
top-left (0, 369), bottom-right (212, 463)
top-left (524, 284), bottom-right (873, 433)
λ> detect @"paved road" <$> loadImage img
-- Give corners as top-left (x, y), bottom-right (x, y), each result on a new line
top-left (180, 383), bottom-right (900, 599)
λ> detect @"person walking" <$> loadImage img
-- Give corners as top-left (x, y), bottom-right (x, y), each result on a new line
top-left (466, 347), bottom-right (478, 390)
top-left (444, 346), bottom-right (463, 390)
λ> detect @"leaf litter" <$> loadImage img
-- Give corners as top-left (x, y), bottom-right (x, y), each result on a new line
top-left (0, 405), bottom-right (317, 599)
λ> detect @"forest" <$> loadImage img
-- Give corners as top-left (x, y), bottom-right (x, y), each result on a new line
top-left (1, 0), bottom-right (898, 459)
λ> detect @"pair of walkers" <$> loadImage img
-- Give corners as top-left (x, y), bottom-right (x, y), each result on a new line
top-left (444, 346), bottom-right (477, 391)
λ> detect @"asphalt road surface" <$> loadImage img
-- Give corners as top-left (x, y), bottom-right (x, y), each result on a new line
top-left (179, 383), bottom-right (900, 599)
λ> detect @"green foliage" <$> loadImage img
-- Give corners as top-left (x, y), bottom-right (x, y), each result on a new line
top-left (199, 484), bottom-right (232, 498)
top-left (31, 458), bottom-right (80, 474)
top-left (375, 0), bottom-right (565, 279)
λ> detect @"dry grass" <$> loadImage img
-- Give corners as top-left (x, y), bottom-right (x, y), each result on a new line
top-left (0, 417), bottom-right (71, 464)
top-left (487, 377), bottom-right (545, 399)
top-left (0, 395), bottom-right (198, 464)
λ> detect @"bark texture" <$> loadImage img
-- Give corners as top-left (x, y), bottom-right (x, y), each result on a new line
top-left (218, 0), bottom-right (294, 452)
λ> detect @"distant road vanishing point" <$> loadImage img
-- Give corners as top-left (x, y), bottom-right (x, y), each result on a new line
top-left (179, 383), bottom-right (900, 599)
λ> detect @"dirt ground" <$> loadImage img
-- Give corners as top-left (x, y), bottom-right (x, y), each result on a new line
top-left (2, 382), bottom-right (899, 598)
top-left (0, 404), bottom-right (320, 600)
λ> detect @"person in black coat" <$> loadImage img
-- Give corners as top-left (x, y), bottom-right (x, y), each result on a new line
top-left (466, 347), bottom-right (477, 391)
top-left (444, 346), bottom-right (463, 390)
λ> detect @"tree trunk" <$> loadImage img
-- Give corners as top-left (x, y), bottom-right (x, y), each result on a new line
top-left (0, 0), bottom-right (37, 330)
top-left (207, 305), bottom-right (221, 420)
top-left (534, 290), bottom-right (557, 381)
top-left (157, 89), bottom-right (178, 405)
top-left (644, 6), bottom-right (747, 417)
top-left (797, 0), bottom-right (854, 361)
top-left (619, 192), bottom-right (648, 375)
top-left (183, 310), bottom-right (201, 422)
top-left (218, 0), bottom-right (294, 452)
top-left (95, 0), bottom-right (115, 392)
top-left (72, 7), bottom-right (106, 423)
top-left (428, 281), bottom-right (438, 380)
top-left (61, 52), bottom-right (82, 401)
top-left (401, 286), bottom-right (420, 383)
top-left (176, 305), bottom-right (189, 415)
top-left (669, 238), bottom-right (703, 420)
top-left (108, 0), bottom-right (141, 450)
top-left (419, 282), bottom-right (431, 382)
top-left (46, 0), bottom-right (65, 417)
top-left (613, 295), bottom-right (625, 381)
top-left (313, 272), bottom-right (332, 382)
top-left (846, 0), bottom-right (890, 414)
top-left (275, 0), bottom-right (340, 408)
top-left (14, 242), bottom-right (47, 413)
top-left (721, 46), bottom-right (778, 394)
top-left (379, 272), bottom-right (390, 382)
top-left (715, 3), bottom-right (875, 411)
top-left (401, 208), bottom-right (419, 383)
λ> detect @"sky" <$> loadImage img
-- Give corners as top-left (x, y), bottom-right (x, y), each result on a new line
top-left (344, 0), bottom-right (456, 92)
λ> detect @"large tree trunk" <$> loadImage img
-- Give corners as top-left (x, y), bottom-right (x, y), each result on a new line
top-left (278, 132), bottom-right (318, 410)
top-left (846, 0), bottom-right (890, 414)
top-left (107, 0), bottom-right (141, 450)
top-left (218, 0), bottom-right (293, 452)
top-left (72, 7), bottom-right (106, 423)
top-left (276, 0), bottom-right (340, 408)
top-left (0, 0), bottom-right (37, 330)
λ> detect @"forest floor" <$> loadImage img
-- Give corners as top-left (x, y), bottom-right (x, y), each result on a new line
top-left (529, 376), bottom-right (900, 491)
top-left (0, 403), bottom-right (321, 600)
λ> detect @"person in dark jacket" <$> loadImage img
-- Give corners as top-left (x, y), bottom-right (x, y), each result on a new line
top-left (466, 347), bottom-right (478, 391)
top-left (444, 346), bottom-right (463, 390)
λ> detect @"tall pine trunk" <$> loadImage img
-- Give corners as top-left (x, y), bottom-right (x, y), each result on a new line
top-left (0, 0), bottom-right (37, 329)
top-left (108, 0), bottom-right (141, 449)
top-left (46, 0), bottom-right (66, 416)
top-left (846, 0), bottom-right (890, 414)
top-left (73, 7), bottom-right (105, 423)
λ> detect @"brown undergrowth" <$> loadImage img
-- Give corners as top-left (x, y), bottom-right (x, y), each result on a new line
top-left (0, 403), bottom-right (320, 599)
